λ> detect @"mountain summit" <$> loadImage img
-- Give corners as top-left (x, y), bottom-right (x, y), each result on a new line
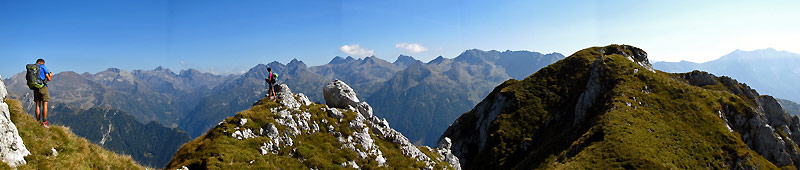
top-left (442, 45), bottom-right (800, 169)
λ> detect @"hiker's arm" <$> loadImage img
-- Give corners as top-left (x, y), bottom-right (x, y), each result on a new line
top-left (46, 73), bottom-right (52, 81)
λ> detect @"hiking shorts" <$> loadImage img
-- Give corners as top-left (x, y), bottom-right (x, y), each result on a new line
top-left (268, 82), bottom-right (275, 91)
top-left (34, 86), bottom-right (49, 102)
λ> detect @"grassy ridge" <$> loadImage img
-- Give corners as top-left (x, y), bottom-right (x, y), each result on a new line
top-left (2, 99), bottom-right (147, 170)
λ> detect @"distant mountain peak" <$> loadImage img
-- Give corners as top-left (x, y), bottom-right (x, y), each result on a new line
top-left (428, 56), bottom-right (447, 64)
top-left (393, 55), bottom-right (418, 68)
top-left (287, 59), bottom-right (307, 69)
top-left (328, 56), bottom-right (347, 64)
top-left (721, 47), bottom-right (799, 61)
top-left (104, 68), bottom-right (122, 73)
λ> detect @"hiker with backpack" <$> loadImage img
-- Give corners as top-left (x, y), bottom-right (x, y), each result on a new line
top-left (265, 67), bottom-right (279, 101)
top-left (26, 59), bottom-right (53, 128)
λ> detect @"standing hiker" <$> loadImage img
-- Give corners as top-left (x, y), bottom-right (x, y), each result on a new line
top-left (27, 59), bottom-right (52, 128)
top-left (266, 67), bottom-right (279, 101)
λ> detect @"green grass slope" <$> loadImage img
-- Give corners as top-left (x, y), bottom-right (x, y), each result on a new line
top-left (1, 99), bottom-right (147, 170)
top-left (443, 45), bottom-right (785, 169)
top-left (166, 94), bottom-right (452, 169)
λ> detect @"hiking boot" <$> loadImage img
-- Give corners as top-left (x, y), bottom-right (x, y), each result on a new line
top-left (42, 121), bottom-right (50, 128)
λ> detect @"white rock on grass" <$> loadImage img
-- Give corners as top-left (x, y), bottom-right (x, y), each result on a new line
top-left (323, 80), bottom-right (360, 109)
top-left (297, 93), bottom-right (313, 106)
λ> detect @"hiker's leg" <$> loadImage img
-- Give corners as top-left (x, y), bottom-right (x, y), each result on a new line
top-left (42, 101), bottom-right (48, 122)
top-left (35, 101), bottom-right (41, 121)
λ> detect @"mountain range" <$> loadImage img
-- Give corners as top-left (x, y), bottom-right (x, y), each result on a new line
top-left (3, 49), bottom-right (564, 166)
top-left (176, 50), bottom-right (564, 146)
top-left (5, 45), bottom-right (800, 169)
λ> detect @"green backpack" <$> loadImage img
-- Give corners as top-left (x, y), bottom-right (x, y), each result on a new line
top-left (26, 64), bottom-right (46, 90)
top-left (269, 73), bottom-right (279, 84)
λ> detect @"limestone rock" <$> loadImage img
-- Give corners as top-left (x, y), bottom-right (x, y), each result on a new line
top-left (323, 80), bottom-right (360, 109)
top-left (435, 137), bottom-right (461, 170)
top-left (574, 58), bottom-right (607, 126)
top-left (51, 147), bottom-right (58, 157)
top-left (297, 93), bottom-right (313, 106)
top-left (275, 84), bottom-right (301, 109)
top-left (0, 75), bottom-right (31, 167)
top-left (356, 102), bottom-right (373, 118)
top-left (263, 123), bottom-right (279, 139)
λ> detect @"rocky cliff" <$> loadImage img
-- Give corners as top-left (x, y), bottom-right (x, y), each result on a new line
top-left (166, 80), bottom-right (459, 169)
top-left (0, 74), bottom-right (30, 167)
top-left (441, 45), bottom-right (800, 169)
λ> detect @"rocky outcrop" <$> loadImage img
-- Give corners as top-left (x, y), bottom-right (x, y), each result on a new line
top-left (0, 74), bottom-right (30, 167)
top-left (680, 70), bottom-right (718, 87)
top-left (720, 94), bottom-right (800, 167)
top-left (681, 72), bottom-right (800, 167)
top-left (573, 57), bottom-right (607, 126)
top-left (323, 80), bottom-right (360, 108)
top-left (323, 80), bottom-right (374, 119)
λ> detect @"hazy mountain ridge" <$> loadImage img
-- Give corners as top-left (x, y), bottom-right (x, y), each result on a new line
top-left (778, 98), bottom-right (800, 117)
top-left (653, 48), bottom-right (800, 103)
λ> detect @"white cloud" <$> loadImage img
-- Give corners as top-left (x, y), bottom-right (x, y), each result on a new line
top-left (340, 44), bottom-right (374, 57)
top-left (395, 42), bottom-right (428, 53)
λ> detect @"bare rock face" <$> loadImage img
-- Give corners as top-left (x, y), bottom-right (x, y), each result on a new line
top-left (0, 74), bottom-right (31, 167)
top-left (323, 80), bottom-right (360, 109)
top-left (439, 83), bottom-right (513, 167)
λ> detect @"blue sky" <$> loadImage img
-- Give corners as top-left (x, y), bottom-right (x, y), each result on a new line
top-left (2, 0), bottom-right (799, 77)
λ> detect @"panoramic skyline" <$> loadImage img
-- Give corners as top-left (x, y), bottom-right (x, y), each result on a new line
top-left (2, 0), bottom-right (799, 77)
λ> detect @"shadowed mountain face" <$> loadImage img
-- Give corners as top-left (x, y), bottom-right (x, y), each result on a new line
top-left (778, 99), bottom-right (800, 117)
top-left (48, 103), bottom-right (192, 168)
top-left (653, 48), bottom-right (800, 103)
top-left (442, 45), bottom-right (800, 169)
